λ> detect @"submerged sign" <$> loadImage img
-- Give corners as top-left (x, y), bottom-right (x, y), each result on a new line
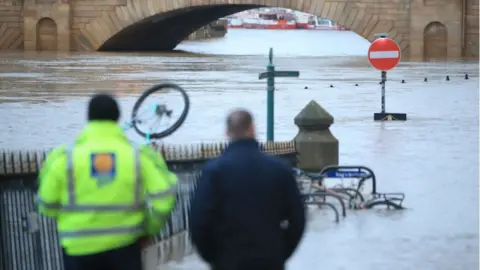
top-left (325, 170), bottom-right (369, 178)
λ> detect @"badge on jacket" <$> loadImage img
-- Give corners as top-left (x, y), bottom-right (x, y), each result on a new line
top-left (91, 153), bottom-right (116, 187)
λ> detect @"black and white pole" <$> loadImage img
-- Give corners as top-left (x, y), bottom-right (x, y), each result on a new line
top-left (378, 33), bottom-right (388, 116)
top-left (381, 70), bottom-right (386, 113)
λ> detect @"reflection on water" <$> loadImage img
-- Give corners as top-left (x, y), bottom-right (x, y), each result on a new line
top-left (0, 29), bottom-right (478, 269)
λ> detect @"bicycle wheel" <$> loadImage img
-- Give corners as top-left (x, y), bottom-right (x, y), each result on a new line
top-left (362, 200), bottom-right (404, 210)
top-left (131, 83), bottom-right (190, 139)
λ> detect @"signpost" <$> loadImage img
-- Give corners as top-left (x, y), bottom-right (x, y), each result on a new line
top-left (259, 48), bottom-right (299, 142)
top-left (368, 33), bottom-right (407, 121)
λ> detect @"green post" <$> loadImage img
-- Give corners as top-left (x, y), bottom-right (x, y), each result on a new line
top-left (258, 48), bottom-right (300, 142)
top-left (266, 48), bottom-right (275, 142)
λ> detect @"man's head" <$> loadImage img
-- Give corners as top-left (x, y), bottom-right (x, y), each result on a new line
top-left (88, 93), bottom-right (120, 122)
top-left (226, 109), bottom-right (255, 140)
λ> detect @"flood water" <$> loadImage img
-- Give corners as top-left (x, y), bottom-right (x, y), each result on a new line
top-left (0, 29), bottom-right (479, 270)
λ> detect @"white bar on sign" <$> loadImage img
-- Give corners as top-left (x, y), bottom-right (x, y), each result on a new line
top-left (369, 51), bottom-right (399, 59)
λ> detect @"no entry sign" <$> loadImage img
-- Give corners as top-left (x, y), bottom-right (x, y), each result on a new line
top-left (368, 38), bottom-right (401, 71)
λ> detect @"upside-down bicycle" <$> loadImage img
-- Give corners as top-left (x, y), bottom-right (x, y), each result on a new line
top-left (121, 83), bottom-right (190, 247)
top-left (122, 83), bottom-right (190, 143)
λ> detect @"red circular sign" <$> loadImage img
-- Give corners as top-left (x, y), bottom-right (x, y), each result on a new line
top-left (368, 38), bottom-right (401, 71)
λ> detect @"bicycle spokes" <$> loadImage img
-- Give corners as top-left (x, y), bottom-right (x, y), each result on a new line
top-left (130, 83), bottom-right (190, 140)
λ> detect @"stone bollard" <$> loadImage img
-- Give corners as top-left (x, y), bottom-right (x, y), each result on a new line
top-left (294, 100), bottom-right (339, 171)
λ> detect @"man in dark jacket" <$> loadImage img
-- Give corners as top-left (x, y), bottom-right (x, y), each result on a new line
top-left (189, 109), bottom-right (306, 270)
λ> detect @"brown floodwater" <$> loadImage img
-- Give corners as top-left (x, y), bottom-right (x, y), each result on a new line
top-left (0, 29), bottom-right (478, 270)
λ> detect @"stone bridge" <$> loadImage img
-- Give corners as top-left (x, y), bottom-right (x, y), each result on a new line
top-left (0, 0), bottom-right (478, 60)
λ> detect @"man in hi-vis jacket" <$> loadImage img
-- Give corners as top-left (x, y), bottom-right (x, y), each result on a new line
top-left (37, 94), bottom-right (178, 270)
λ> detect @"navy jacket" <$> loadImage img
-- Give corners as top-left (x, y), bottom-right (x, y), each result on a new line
top-left (189, 139), bottom-right (306, 270)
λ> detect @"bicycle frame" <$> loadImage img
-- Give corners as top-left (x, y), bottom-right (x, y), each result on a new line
top-left (123, 104), bottom-right (159, 145)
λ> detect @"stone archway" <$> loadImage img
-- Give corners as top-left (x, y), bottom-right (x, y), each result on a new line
top-left (36, 17), bottom-right (58, 51)
top-left (423, 21), bottom-right (447, 60)
top-left (73, 0), bottom-right (407, 53)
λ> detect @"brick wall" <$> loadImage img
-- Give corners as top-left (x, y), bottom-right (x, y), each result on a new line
top-left (0, 0), bottom-right (23, 50)
top-left (465, 0), bottom-right (479, 58)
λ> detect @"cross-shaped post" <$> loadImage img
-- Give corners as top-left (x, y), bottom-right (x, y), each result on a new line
top-left (258, 48), bottom-right (300, 142)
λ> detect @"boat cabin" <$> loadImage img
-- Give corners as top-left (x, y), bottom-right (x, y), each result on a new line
top-left (259, 12), bottom-right (296, 21)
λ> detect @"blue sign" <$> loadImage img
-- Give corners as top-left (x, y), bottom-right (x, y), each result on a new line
top-left (325, 170), bottom-right (368, 178)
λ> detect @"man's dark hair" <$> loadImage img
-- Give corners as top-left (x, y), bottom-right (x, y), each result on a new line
top-left (226, 109), bottom-right (253, 138)
top-left (88, 93), bottom-right (120, 122)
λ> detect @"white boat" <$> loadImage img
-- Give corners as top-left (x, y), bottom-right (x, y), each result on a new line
top-left (226, 9), bottom-right (350, 31)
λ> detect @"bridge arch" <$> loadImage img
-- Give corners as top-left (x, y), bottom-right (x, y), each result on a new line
top-left (36, 17), bottom-right (57, 51)
top-left (76, 0), bottom-right (407, 54)
top-left (423, 21), bottom-right (447, 60)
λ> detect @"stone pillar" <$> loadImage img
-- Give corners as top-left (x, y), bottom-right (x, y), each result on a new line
top-left (294, 100), bottom-right (339, 171)
top-left (23, 0), bottom-right (71, 52)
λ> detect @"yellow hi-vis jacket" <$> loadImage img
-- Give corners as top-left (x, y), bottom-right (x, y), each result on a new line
top-left (37, 121), bottom-right (178, 256)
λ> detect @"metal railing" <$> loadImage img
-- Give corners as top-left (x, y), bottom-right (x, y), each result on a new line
top-left (0, 143), bottom-right (297, 270)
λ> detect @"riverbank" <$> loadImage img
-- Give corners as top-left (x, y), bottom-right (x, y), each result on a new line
top-left (187, 19), bottom-right (228, 41)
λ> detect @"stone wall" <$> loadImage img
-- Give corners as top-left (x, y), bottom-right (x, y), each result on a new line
top-left (0, 0), bottom-right (23, 50)
top-left (18, 0), bottom-right (417, 54)
top-left (465, 0), bottom-right (479, 58)
top-left (0, 0), bottom-right (476, 60)
top-left (409, 0), bottom-right (464, 60)
top-left (348, 1), bottom-right (411, 57)
top-left (70, 0), bottom-right (126, 51)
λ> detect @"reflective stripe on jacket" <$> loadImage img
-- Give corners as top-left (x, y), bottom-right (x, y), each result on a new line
top-left (37, 121), bottom-right (177, 255)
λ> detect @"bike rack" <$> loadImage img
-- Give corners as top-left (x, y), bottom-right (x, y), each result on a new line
top-left (376, 192), bottom-right (405, 201)
top-left (303, 198), bottom-right (340, 223)
top-left (328, 187), bottom-right (365, 209)
top-left (303, 192), bottom-right (346, 218)
top-left (364, 192), bottom-right (405, 209)
top-left (318, 165), bottom-right (377, 195)
top-left (294, 166), bottom-right (407, 211)
top-left (318, 202), bottom-right (340, 223)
